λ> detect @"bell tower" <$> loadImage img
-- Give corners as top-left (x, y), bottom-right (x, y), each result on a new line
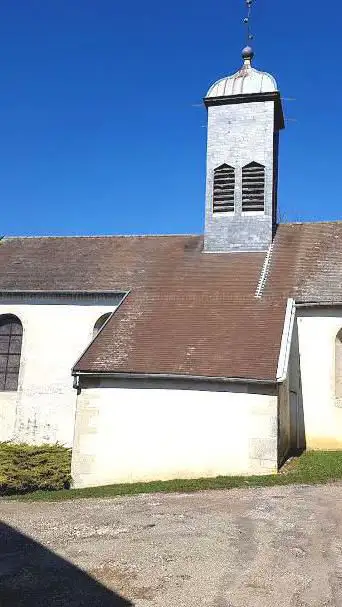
top-left (203, 44), bottom-right (284, 253)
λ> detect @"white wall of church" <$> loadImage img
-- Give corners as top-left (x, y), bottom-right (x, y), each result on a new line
top-left (297, 307), bottom-right (342, 449)
top-left (71, 380), bottom-right (278, 488)
top-left (0, 393), bottom-right (17, 444)
top-left (0, 297), bottom-right (118, 447)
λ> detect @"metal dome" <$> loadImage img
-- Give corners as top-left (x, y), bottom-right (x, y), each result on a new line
top-left (206, 49), bottom-right (277, 98)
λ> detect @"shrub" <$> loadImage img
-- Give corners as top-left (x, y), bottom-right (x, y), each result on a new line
top-left (0, 442), bottom-right (72, 495)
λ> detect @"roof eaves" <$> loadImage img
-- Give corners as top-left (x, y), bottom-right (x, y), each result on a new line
top-left (72, 370), bottom-right (276, 385)
top-left (0, 290), bottom-right (127, 296)
top-left (296, 301), bottom-right (342, 308)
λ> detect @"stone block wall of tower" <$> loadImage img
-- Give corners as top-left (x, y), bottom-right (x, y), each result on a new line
top-left (204, 100), bottom-right (277, 252)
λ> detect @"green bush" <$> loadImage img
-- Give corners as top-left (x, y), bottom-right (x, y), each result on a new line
top-left (0, 442), bottom-right (72, 495)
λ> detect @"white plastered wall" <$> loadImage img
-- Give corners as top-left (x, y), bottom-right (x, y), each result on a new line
top-left (71, 379), bottom-right (278, 488)
top-left (0, 297), bottom-right (119, 446)
top-left (297, 307), bottom-right (342, 449)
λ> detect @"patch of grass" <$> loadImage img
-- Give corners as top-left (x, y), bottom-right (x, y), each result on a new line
top-left (6, 450), bottom-right (342, 502)
top-left (0, 442), bottom-right (71, 495)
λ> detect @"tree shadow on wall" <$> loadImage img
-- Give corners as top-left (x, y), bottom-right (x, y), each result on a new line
top-left (0, 521), bottom-right (133, 606)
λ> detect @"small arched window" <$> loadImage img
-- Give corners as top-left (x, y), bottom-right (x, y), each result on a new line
top-left (242, 162), bottom-right (265, 212)
top-left (335, 329), bottom-right (342, 400)
top-left (0, 315), bottom-right (23, 391)
top-left (213, 164), bottom-right (235, 213)
top-left (93, 313), bottom-right (111, 338)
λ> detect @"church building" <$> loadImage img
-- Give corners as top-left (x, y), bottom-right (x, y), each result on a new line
top-left (1, 45), bottom-right (341, 488)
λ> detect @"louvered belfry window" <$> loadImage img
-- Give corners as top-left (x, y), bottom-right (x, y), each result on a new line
top-left (242, 162), bottom-right (265, 212)
top-left (213, 164), bottom-right (235, 213)
top-left (0, 315), bottom-right (23, 391)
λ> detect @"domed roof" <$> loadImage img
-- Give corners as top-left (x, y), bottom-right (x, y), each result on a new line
top-left (206, 47), bottom-right (278, 98)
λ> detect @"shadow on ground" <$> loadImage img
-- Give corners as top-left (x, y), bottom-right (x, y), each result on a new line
top-left (0, 521), bottom-right (133, 606)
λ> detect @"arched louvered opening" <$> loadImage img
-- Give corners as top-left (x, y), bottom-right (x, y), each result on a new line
top-left (0, 314), bottom-right (23, 391)
top-left (93, 313), bottom-right (112, 338)
top-left (213, 164), bottom-right (235, 213)
top-left (242, 162), bottom-right (265, 212)
top-left (335, 329), bottom-right (342, 401)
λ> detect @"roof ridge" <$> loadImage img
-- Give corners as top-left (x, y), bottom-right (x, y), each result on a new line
top-left (280, 220), bottom-right (342, 227)
top-left (3, 233), bottom-right (200, 241)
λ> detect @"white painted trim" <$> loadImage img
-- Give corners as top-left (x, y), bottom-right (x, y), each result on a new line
top-left (203, 249), bottom-right (269, 254)
top-left (212, 211), bottom-right (235, 217)
top-left (241, 211), bottom-right (265, 217)
top-left (276, 298), bottom-right (296, 382)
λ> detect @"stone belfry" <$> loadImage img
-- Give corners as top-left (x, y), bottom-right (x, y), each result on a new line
top-left (203, 39), bottom-right (284, 253)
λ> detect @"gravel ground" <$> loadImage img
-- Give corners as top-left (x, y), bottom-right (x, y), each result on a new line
top-left (1, 483), bottom-right (342, 606)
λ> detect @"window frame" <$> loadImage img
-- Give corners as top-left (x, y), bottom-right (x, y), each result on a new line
top-left (335, 329), bottom-right (342, 404)
top-left (93, 313), bottom-right (112, 338)
top-left (0, 314), bottom-right (23, 392)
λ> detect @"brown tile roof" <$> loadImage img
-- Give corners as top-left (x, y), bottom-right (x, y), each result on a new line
top-left (264, 222), bottom-right (342, 303)
top-left (0, 235), bottom-right (204, 292)
top-left (3, 221), bottom-right (342, 381)
top-left (74, 289), bottom-right (286, 381)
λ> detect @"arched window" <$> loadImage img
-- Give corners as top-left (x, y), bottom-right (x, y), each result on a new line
top-left (93, 313), bottom-right (111, 338)
top-left (213, 164), bottom-right (235, 213)
top-left (335, 329), bottom-right (342, 400)
top-left (0, 315), bottom-right (23, 391)
top-left (242, 161), bottom-right (265, 212)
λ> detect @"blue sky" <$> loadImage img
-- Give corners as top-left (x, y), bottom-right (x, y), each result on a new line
top-left (0, 1), bottom-right (340, 236)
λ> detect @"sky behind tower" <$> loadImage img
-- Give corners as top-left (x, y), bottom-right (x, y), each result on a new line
top-left (0, 1), bottom-right (340, 236)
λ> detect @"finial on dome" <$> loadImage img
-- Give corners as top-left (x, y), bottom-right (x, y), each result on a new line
top-left (242, 46), bottom-right (254, 63)
top-left (243, 0), bottom-right (254, 63)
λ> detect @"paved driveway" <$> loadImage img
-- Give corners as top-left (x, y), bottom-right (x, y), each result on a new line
top-left (1, 484), bottom-right (342, 606)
